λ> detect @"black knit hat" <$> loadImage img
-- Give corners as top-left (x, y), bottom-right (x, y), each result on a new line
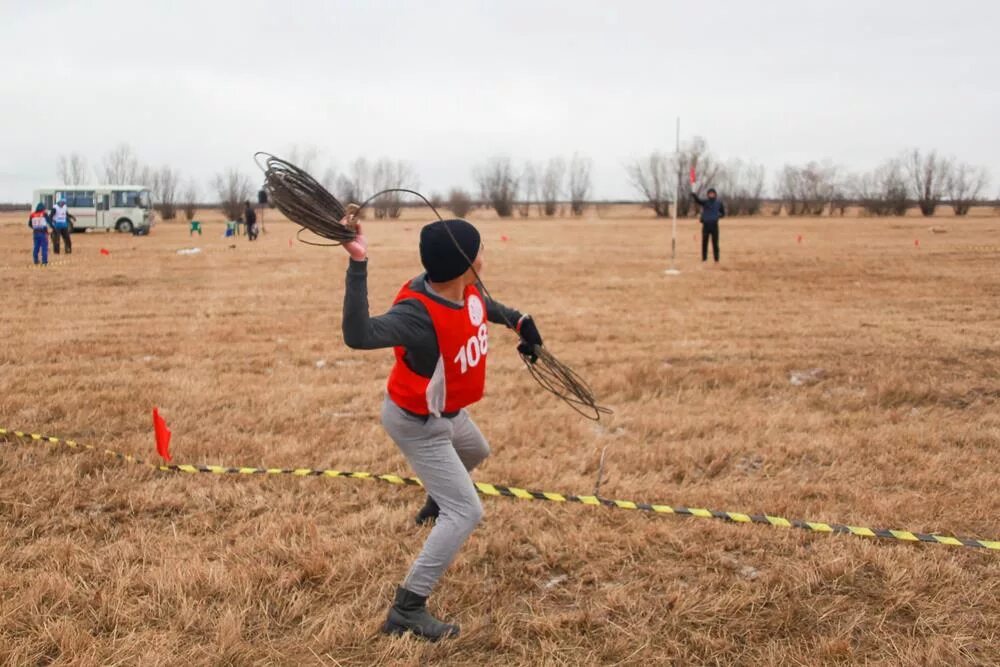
top-left (420, 219), bottom-right (481, 282)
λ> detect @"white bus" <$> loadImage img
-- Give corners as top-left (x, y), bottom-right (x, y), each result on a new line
top-left (32, 185), bottom-right (154, 234)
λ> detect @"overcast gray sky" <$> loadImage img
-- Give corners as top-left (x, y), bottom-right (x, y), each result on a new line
top-left (1, 0), bottom-right (996, 202)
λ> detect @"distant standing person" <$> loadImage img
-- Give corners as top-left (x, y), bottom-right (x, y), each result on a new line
top-left (50, 197), bottom-right (75, 255)
top-left (691, 185), bottom-right (725, 263)
top-left (28, 203), bottom-right (51, 266)
top-left (244, 201), bottom-right (258, 241)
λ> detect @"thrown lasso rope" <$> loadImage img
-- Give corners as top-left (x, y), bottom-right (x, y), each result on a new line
top-left (256, 152), bottom-right (611, 420)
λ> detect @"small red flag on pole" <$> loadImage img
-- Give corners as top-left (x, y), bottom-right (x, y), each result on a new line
top-left (689, 167), bottom-right (697, 184)
top-left (152, 408), bottom-right (172, 461)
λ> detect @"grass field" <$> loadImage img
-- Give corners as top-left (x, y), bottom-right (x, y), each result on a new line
top-left (1, 207), bottom-right (999, 665)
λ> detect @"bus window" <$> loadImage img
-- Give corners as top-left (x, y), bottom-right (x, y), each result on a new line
top-left (114, 191), bottom-right (138, 207)
top-left (65, 191), bottom-right (95, 207)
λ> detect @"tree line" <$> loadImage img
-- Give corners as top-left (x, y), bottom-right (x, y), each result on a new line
top-left (627, 139), bottom-right (992, 218)
top-left (53, 141), bottom-right (993, 221)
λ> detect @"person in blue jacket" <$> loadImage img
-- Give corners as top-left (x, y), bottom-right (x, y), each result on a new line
top-left (28, 203), bottom-right (52, 266)
top-left (691, 186), bottom-right (725, 263)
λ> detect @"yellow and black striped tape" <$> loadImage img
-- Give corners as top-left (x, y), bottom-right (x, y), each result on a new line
top-left (23, 259), bottom-right (74, 268)
top-left (2, 426), bottom-right (998, 551)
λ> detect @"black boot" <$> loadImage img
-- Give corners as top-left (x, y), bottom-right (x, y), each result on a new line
top-left (381, 586), bottom-right (459, 641)
top-left (415, 495), bottom-right (440, 526)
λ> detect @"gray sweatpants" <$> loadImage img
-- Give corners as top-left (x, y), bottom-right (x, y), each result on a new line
top-left (380, 396), bottom-right (490, 597)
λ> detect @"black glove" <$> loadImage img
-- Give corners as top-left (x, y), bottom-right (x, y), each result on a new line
top-left (516, 315), bottom-right (543, 363)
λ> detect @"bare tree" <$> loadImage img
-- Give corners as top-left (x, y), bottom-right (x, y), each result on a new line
top-left (777, 161), bottom-right (838, 215)
top-left (906, 149), bottom-right (951, 216)
top-left (320, 166), bottom-right (339, 192)
top-left (101, 143), bottom-right (146, 184)
top-left (474, 157), bottom-right (519, 217)
top-left (286, 144), bottom-right (320, 173)
top-left (330, 158), bottom-right (371, 217)
top-left (181, 180), bottom-right (199, 221)
top-left (371, 158), bottom-right (418, 219)
top-left (351, 158), bottom-right (371, 200)
top-left (830, 172), bottom-right (854, 216)
top-left (57, 153), bottom-right (90, 185)
top-left (627, 151), bottom-right (673, 217)
top-left (777, 166), bottom-right (803, 215)
top-left (568, 153), bottom-right (591, 216)
top-left (214, 169), bottom-right (252, 221)
top-left (518, 162), bottom-right (538, 217)
top-left (716, 159), bottom-right (766, 216)
top-left (428, 192), bottom-right (443, 211)
top-left (539, 157), bottom-right (566, 216)
top-left (149, 166), bottom-right (181, 220)
top-left (335, 174), bottom-right (358, 206)
top-left (855, 159), bottom-right (909, 216)
top-left (677, 137), bottom-right (721, 217)
top-left (946, 162), bottom-right (989, 216)
top-left (448, 188), bottom-right (473, 217)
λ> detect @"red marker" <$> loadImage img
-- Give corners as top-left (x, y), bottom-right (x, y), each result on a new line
top-left (797, 235), bottom-right (803, 244)
top-left (288, 238), bottom-right (293, 247)
top-left (152, 407), bottom-right (172, 461)
top-left (500, 235), bottom-right (509, 242)
top-left (914, 239), bottom-right (920, 247)
top-left (689, 166), bottom-right (696, 184)
top-left (100, 248), bottom-right (110, 256)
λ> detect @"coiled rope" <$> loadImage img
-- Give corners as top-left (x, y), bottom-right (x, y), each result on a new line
top-left (256, 153), bottom-right (611, 420)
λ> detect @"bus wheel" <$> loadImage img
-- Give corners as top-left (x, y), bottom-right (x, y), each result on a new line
top-left (116, 219), bottom-right (134, 234)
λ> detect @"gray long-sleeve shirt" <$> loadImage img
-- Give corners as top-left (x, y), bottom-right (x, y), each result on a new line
top-left (343, 258), bottom-right (522, 378)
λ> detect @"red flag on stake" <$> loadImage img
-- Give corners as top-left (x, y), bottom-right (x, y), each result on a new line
top-left (100, 248), bottom-right (110, 256)
top-left (797, 234), bottom-right (803, 244)
top-left (914, 239), bottom-right (920, 247)
top-left (152, 408), bottom-right (172, 461)
top-left (689, 166), bottom-right (697, 184)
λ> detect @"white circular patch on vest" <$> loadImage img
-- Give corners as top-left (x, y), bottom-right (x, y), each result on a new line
top-left (467, 294), bottom-right (484, 326)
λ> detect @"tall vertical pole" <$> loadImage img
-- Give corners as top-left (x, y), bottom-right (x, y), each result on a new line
top-left (673, 116), bottom-right (679, 264)
top-left (665, 117), bottom-right (681, 275)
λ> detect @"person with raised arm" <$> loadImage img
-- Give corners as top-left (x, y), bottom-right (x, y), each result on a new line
top-left (339, 214), bottom-right (542, 641)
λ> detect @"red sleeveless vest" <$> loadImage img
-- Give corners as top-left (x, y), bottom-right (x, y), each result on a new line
top-left (386, 280), bottom-right (488, 416)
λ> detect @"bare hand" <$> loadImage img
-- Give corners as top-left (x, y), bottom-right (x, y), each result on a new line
top-left (342, 217), bottom-right (368, 261)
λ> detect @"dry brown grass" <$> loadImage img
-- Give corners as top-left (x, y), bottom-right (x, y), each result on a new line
top-left (1, 207), bottom-right (999, 665)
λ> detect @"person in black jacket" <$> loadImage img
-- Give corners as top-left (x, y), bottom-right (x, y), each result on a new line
top-left (691, 186), bottom-right (725, 263)
top-left (243, 201), bottom-right (258, 241)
